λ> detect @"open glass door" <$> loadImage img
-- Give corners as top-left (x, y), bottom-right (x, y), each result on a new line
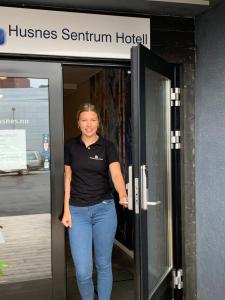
top-left (0, 61), bottom-right (65, 300)
top-left (131, 45), bottom-right (173, 300)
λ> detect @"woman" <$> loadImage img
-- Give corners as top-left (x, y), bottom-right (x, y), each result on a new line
top-left (62, 103), bottom-right (128, 300)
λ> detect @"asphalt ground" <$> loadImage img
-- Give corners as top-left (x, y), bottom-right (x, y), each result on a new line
top-left (0, 171), bottom-right (51, 216)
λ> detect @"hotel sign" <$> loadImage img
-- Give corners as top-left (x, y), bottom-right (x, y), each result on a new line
top-left (0, 7), bottom-right (150, 59)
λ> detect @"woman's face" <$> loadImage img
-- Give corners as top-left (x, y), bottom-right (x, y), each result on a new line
top-left (78, 111), bottom-right (99, 138)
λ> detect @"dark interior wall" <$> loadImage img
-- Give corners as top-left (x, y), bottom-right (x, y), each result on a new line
top-left (196, 3), bottom-right (225, 300)
top-left (64, 81), bottom-right (90, 141)
top-left (151, 16), bottom-right (196, 300)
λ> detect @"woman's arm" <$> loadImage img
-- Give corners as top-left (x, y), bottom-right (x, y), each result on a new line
top-left (61, 165), bottom-right (72, 227)
top-left (109, 162), bottom-right (128, 208)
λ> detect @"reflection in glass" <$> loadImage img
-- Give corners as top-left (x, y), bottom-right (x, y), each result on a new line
top-left (145, 69), bottom-right (172, 296)
top-left (0, 78), bottom-right (52, 283)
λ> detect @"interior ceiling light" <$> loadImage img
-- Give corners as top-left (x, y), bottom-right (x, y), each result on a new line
top-left (147, 0), bottom-right (209, 5)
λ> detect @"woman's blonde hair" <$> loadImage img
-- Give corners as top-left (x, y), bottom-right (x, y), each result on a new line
top-left (77, 102), bottom-right (101, 125)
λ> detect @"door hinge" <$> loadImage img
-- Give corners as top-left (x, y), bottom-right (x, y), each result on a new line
top-left (171, 87), bottom-right (181, 107)
top-left (171, 130), bottom-right (181, 149)
top-left (172, 269), bottom-right (183, 290)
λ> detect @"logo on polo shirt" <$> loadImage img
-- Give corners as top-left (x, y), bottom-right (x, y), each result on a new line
top-left (89, 154), bottom-right (103, 161)
top-left (0, 28), bottom-right (6, 45)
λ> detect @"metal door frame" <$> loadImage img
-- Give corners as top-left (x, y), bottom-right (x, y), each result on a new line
top-left (131, 45), bottom-right (180, 300)
top-left (0, 60), bottom-right (66, 300)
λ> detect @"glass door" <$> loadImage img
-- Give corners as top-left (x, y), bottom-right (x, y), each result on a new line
top-left (131, 45), bottom-right (173, 300)
top-left (0, 61), bottom-right (65, 300)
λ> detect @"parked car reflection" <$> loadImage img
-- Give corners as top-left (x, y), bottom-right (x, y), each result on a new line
top-left (0, 150), bottom-right (44, 175)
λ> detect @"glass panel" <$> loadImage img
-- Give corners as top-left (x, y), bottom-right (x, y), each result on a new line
top-left (0, 77), bottom-right (51, 284)
top-left (145, 69), bottom-right (172, 297)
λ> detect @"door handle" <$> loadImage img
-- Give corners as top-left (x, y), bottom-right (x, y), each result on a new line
top-left (141, 165), bottom-right (161, 210)
top-left (126, 165), bottom-right (133, 210)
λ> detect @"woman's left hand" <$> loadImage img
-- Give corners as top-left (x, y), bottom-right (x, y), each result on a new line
top-left (119, 196), bottom-right (128, 208)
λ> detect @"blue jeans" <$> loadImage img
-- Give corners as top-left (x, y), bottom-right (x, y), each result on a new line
top-left (69, 199), bottom-right (117, 300)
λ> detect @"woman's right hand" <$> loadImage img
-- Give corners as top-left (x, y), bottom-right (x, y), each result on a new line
top-left (61, 210), bottom-right (72, 228)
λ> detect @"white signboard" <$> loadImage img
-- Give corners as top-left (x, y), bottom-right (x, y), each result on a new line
top-left (0, 130), bottom-right (26, 172)
top-left (0, 7), bottom-right (150, 59)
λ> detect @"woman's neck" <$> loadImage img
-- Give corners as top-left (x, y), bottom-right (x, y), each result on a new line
top-left (81, 134), bottom-right (99, 147)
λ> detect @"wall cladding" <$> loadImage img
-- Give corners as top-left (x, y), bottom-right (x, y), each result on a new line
top-left (196, 3), bottom-right (225, 300)
top-left (151, 16), bottom-right (195, 64)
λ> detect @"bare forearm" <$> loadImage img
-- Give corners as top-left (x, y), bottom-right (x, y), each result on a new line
top-left (112, 173), bottom-right (127, 199)
top-left (64, 181), bottom-right (71, 211)
top-left (64, 166), bottom-right (72, 212)
top-left (62, 165), bottom-right (72, 227)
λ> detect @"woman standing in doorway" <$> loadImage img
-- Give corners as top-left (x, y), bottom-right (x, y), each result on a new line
top-left (62, 103), bottom-right (128, 300)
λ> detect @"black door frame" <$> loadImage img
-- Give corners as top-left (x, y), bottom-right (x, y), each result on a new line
top-left (131, 44), bottom-right (182, 300)
top-left (0, 57), bottom-right (132, 300)
top-left (0, 60), bottom-right (66, 300)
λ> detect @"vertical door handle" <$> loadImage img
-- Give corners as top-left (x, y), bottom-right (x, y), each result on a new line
top-left (141, 165), bottom-right (161, 210)
top-left (126, 165), bottom-right (133, 210)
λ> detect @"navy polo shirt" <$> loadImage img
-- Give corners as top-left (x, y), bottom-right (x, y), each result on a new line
top-left (64, 135), bottom-right (119, 206)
